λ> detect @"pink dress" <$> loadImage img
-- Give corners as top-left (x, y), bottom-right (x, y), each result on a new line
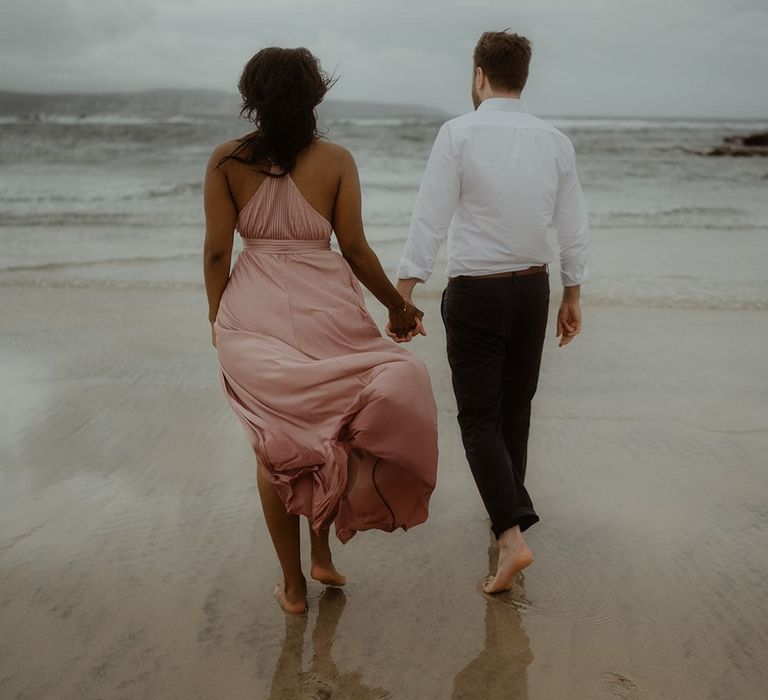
top-left (214, 166), bottom-right (438, 543)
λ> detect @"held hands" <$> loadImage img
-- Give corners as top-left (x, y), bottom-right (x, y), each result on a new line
top-left (386, 299), bottom-right (427, 343)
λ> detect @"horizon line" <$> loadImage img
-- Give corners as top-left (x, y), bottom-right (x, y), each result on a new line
top-left (0, 87), bottom-right (765, 122)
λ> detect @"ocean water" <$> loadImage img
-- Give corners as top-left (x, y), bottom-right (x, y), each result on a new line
top-left (1, 104), bottom-right (767, 310)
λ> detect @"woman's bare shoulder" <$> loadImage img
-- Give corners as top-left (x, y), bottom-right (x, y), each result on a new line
top-left (206, 139), bottom-right (241, 170)
top-left (311, 138), bottom-right (355, 167)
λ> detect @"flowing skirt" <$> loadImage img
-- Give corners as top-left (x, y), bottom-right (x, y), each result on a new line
top-left (214, 245), bottom-right (438, 543)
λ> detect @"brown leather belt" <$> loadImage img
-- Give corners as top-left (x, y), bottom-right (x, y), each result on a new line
top-left (455, 265), bottom-right (547, 280)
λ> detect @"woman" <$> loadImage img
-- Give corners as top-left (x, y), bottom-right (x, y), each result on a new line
top-left (203, 47), bottom-right (439, 614)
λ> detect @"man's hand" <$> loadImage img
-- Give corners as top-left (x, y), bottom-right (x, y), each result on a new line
top-left (556, 285), bottom-right (581, 347)
top-left (387, 299), bottom-right (426, 342)
top-left (386, 278), bottom-right (426, 343)
top-left (386, 311), bottom-right (427, 343)
top-left (556, 285), bottom-right (582, 347)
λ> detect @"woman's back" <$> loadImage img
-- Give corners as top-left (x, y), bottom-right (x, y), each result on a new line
top-left (220, 139), bottom-right (344, 241)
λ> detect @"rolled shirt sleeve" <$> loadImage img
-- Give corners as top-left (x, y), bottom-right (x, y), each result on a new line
top-left (396, 122), bottom-right (460, 282)
top-left (553, 144), bottom-right (590, 287)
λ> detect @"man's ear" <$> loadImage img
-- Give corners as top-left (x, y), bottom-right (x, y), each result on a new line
top-left (474, 66), bottom-right (484, 90)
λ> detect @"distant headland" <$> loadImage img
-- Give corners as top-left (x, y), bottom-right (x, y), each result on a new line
top-left (0, 88), bottom-right (448, 122)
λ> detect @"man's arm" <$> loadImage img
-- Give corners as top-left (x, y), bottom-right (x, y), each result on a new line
top-left (389, 122), bottom-right (460, 341)
top-left (396, 122), bottom-right (460, 293)
top-left (553, 144), bottom-right (590, 347)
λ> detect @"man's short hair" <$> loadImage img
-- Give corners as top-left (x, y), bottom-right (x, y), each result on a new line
top-left (473, 30), bottom-right (532, 92)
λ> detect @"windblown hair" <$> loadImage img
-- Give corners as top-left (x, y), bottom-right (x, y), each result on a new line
top-left (218, 47), bottom-right (336, 175)
top-left (473, 30), bottom-right (532, 92)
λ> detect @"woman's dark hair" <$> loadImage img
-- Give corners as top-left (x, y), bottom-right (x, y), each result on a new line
top-left (218, 47), bottom-right (336, 175)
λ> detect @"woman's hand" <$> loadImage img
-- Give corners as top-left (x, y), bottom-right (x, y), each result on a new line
top-left (387, 299), bottom-right (426, 342)
top-left (211, 323), bottom-right (218, 348)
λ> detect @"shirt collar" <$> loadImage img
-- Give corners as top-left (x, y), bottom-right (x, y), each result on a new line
top-left (477, 97), bottom-right (529, 113)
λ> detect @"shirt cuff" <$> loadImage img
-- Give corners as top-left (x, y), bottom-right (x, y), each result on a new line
top-left (560, 265), bottom-right (589, 287)
top-left (396, 259), bottom-right (430, 282)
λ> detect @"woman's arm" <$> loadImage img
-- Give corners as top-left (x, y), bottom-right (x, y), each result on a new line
top-left (332, 147), bottom-right (424, 338)
top-left (203, 144), bottom-right (237, 342)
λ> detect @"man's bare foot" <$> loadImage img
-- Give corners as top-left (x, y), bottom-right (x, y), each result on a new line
top-left (482, 526), bottom-right (533, 594)
top-left (310, 558), bottom-right (346, 587)
top-left (274, 579), bottom-right (307, 614)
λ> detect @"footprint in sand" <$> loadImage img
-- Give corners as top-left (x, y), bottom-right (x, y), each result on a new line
top-left (600, 671), bottom-right (640, 698)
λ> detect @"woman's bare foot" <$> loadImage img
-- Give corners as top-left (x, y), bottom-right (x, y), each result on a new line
top-left (482, 526), bottom-right (533, 594)
top-left (310, 559), bottom-right (347, 587)
top-left (309, 523), bottom-right (346, 586)
top-left (274, 578), bottom-right (307, 614)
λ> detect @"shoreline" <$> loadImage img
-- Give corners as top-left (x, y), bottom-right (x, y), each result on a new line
top-left (1, 281), bottom-right (767, 698)
top-left (1, 224), bottom-right (766, 313)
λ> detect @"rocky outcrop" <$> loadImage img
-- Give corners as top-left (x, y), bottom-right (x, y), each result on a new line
top-left (707, 131), bottom-right (768, 157)
top-left (741, 132), bottom-right (768, 147)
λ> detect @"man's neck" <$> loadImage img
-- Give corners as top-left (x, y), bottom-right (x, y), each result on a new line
top-left (485, 91), bottom-right (521, 100)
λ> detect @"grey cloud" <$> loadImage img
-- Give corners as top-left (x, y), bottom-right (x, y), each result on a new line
top-left (0, 0), bottom-right (765, 117)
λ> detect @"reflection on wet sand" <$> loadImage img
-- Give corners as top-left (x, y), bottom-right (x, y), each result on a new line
top-left (452, 541), bottom-right (533, 700)
top-left (2, 284), bottom-right (767, 697)
top-left (268, 588), bottom-right (390, 699)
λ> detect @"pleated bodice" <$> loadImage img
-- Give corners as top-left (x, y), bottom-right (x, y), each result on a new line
top-left (235, 165), bottom-right (333, 242)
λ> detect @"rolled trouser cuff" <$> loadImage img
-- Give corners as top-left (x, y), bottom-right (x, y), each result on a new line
top-left (491, 508), bottom-right (540, 539)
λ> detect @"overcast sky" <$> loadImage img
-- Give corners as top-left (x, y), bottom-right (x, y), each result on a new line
top-left (1, 0), bottom-right (766, 118)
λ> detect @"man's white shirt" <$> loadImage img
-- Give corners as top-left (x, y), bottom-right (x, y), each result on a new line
top-left (396, 97), bottom-right (590, 287)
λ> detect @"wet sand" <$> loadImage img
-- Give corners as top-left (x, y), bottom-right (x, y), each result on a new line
top-left (1, 279), bottom-right (767, 699)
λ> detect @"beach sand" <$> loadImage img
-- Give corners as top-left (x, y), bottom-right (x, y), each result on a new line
top-left (1, 275), bottom-right (767, 699)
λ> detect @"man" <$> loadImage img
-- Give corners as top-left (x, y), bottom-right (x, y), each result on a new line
top-left (388, 30), bottom-right (589, 593)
